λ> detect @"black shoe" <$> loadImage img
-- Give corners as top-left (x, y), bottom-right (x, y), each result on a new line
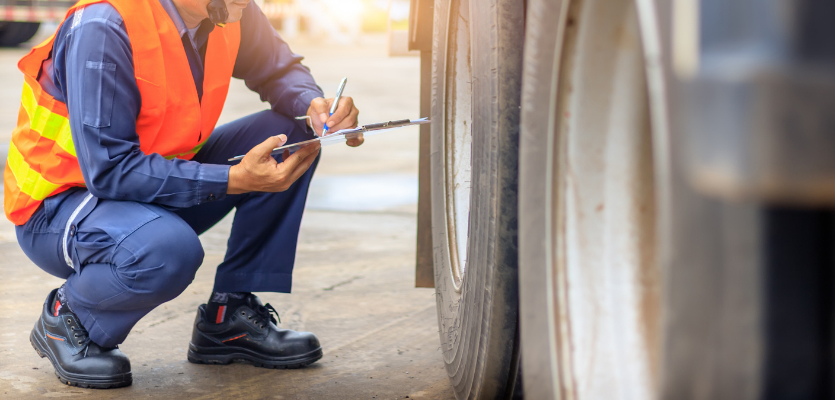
top-left (30, 289), bottom-right (132, 389)
top-left (188, 294), bottom-right (323, 369)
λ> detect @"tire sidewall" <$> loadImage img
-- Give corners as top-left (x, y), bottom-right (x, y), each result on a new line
top-left (430, 0), bottom-right (524, 397)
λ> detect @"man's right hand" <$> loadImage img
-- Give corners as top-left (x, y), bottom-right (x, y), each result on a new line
top-left (227, 135), bottom-right (321, 195)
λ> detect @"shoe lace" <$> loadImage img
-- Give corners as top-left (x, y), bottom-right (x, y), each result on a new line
top-left (67, 319), bottom-right (91, 356)
top-left (252, 303), bottom-right (281, 329)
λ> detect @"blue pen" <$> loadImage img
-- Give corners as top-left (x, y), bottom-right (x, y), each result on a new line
top-left (323, 77), bottom-right (348, 136)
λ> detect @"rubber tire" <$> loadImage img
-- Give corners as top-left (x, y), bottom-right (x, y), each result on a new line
top-left (517, 0), bottom-right (563, 397)
top-left (518, 0), bottom-right (670, 397)
top-left (0, 22), bottom-right (40, 47)
top-left (429, 0), bottom-right (525, 398)
top-left (518, 0), bottom-right (835, 398)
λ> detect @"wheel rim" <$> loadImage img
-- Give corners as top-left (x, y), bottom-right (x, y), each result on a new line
top-left (553, 0), bottom-right (660, 397)
top-left (443, 0), bottom-right (473, 291)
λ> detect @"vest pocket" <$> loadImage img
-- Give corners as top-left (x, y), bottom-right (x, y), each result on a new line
top-left (82, 61), bottom-right (117, 128)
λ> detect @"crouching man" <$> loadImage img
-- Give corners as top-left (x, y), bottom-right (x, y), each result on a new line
top-left (5, 0), bottom-right (361, 388)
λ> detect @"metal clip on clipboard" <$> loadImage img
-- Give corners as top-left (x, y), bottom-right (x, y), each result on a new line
top-left (228, 117), bottom-right (431, 162)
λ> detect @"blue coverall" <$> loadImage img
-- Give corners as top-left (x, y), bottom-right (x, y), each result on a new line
top-left (14, 1), bottom-right (323, 348)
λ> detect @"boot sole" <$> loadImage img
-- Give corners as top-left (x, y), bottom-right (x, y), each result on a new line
top-left (30, 329), bottom-right (132, 389)
top-left (187, 342), bottom-right (323, 369)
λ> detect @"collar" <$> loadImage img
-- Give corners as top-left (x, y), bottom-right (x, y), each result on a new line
top-left (158, 0), bottom-right (189, 38)
top-left (158, 0), bottom-right (214, 46)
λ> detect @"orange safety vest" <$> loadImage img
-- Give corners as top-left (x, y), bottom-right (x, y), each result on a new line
top-left (3, 0), bottom-right (241, 225)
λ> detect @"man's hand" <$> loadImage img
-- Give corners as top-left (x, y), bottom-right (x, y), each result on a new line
top-left (307, 96), bottom-right (363, 147)
top-left (227, 135), bottom-right (321, 195)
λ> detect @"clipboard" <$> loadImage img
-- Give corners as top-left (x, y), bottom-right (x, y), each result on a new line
top-left (228, 117), bottom-right (430, 162)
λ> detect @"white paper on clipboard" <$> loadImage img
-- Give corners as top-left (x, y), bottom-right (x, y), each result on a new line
top-left (228, 117), bottom-right (430, 162)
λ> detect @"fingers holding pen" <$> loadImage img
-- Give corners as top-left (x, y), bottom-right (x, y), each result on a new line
top-left (305, 94), bottom-right (362, 146)
top-left (307, 96), bottom-right (358, 137)
top-left (324, 97), bottom-right (361, 147)
top-left (325, 97), bottom-right (359, 132)
top-left (307, 97), bottom-right (330, 135)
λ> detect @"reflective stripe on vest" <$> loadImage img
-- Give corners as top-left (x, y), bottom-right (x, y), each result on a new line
top-left (3, 0), bottom-right (241, 225)
top-left (6, 141), bottom-right (62, 202)
top-left (20, 80), bottom-right (75, 157)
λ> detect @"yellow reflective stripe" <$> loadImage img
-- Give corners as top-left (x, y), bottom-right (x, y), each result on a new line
top-left (6, 141), bottom-right (62, 201)
top-left (191, 140), bottom-right (207, 155)
top-left (163, 140), bottom-right (208, 160)
top-left (21, 83), bottom-right (76, 157)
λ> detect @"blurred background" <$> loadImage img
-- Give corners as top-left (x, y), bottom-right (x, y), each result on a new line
top-left (255, 0), bottom-right (415, 55)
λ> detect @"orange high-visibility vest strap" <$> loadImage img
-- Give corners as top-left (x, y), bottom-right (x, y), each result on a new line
top-left (4, 0), bottom-right (241, 225)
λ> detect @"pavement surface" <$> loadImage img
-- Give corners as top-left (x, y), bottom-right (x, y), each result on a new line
top-left (0, 30), bottom-right (455, 399)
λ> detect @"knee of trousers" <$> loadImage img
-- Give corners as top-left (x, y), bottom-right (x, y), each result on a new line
top-left (251, 110), bottom-right (309, 140)
top-left (110, 216), bottom-right (205, 305)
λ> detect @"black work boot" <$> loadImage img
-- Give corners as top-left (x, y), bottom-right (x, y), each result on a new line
top-left (188, 294), bottom-right (322, 368)
top-left (30, 289), bottom-right (132, 388)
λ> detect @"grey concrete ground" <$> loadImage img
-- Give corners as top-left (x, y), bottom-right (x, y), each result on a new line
top-left (0, 31), bottom-right (455, 399)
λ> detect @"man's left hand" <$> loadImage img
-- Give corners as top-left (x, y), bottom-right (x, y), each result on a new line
top-left (307, 97), bottom-right (363, 147)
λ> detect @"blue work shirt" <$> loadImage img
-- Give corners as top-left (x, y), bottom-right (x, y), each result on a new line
top-left (39, 0), bottom-right (323, 208)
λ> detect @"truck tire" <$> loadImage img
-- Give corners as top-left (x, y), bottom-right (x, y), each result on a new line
top-left (0, 22), bottom-right (40, 47)
top-left (518, 0), bottom-right (670, 398)
top-left (429, 0), bottom-right (524, 398)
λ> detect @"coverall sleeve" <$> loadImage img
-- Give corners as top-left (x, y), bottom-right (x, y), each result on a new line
top-left (232, 2), bottom-right (324, 131)
top-left (56, 6), bottom-right (230, 207)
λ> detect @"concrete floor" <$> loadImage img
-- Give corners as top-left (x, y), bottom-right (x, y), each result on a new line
top-left (0, 30), bottom-right (455, 399)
